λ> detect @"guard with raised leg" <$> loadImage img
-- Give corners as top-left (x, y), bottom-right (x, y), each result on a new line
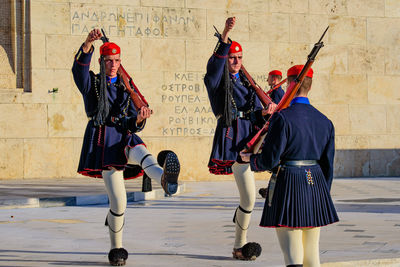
top-left (72, 28), bottom-right (180, 266)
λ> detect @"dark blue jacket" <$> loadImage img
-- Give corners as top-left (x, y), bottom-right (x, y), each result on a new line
top-left (204, 40), bottom-right (265, 174)
top-left (269, 86), bottom-right (285, 104)
top-left (250, 99), bottom-right (335, 189)
top-left (72, 45), bottom-right (144, 179)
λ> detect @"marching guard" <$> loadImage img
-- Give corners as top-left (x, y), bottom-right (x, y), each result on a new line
top-left (72, 29), bottom-right (180, 266)
top-left (241, 65), bottom-right (339, 267)
top-left (204, 17), bottom-right (276, 260)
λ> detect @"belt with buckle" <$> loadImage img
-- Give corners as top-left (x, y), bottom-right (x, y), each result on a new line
top-left (281, 160), bottom-right (318, 166)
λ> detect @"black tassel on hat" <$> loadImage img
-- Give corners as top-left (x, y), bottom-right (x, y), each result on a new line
top-left (93, 55), bottom-right (110, 126)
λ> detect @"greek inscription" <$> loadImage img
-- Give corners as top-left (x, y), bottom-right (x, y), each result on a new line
top-left (161, 84), bottom-right (202, 93)
top-left (161, 95), bottom-right (202, 103)
top-left (168, 116), bottom-right (216, 125)
top-left (160, 73), bottom-right (215, 136)
top-left (161, 127), bottom-right (215, 136)
top-left (71, 6), bottom-right (197, 38)
top-left (256, 74), bottom-right (268, 83)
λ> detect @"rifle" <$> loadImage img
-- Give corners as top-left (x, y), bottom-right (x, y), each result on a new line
top-left (244, 26), bottom-right (329, 154)
top-left (100, 29), bottom-right (150, 111)
top-left (213, 26), bottom-right (273, 108)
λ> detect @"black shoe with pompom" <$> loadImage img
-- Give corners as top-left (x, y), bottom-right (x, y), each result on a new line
top-left (232, 242), bottom-right (262, 261)
top-left (158, 150), bottom-right (180, 195)
top-left (108, 248), bottom-right (128, 266)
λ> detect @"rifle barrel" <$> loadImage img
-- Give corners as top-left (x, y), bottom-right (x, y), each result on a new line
top-left (318, 26), bottom-right (329, 43)
top-left (100, 29), bottom-right (109, 43)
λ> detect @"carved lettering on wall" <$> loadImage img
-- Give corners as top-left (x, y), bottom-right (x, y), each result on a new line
top-left (160, 72), bottom-right (216, 136)
top-left (70, 5), bottom-right (197, 38)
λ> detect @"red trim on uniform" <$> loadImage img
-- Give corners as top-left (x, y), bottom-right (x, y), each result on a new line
top-left (225, 128), bottom-right (232, 140)
top-left (74, 57), bottom-right (91, 66)
top-left (78, 169), bottom-right (144, 180)
top-left (208, 159), bottom-right (235, 175)
top-left (259, 221), bottom-right (337, 229)
top-left (208, 166), bottom-right (233, 175)
top-left (210, 159), bottom-right (235, 166)
top-left (213, 52), bottom-right (228, 59)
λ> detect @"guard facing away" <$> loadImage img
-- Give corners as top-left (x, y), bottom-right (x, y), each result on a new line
top-left (267, 70), bottom-right (285, 104)
top-left (204, 17), bottom-right (276, 261)
top-left (241, 65), bottom-right (339, 267)
top-left (72, 29), bottom-right (180, 266)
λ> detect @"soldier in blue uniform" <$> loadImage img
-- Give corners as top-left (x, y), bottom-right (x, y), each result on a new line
top-left (72, 29), bottom-right (180, 266)
top-left (241, 65), bottom-right (339, 267)
top-left (204, 17), bottom-right (276, 260)
top-left (267, 70), bottom-right (285, 104)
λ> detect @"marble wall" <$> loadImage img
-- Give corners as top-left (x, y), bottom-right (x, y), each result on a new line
top-left (1, 0), bottom-right (399, 180)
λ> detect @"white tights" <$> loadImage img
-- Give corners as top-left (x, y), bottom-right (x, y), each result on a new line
top-left (102, 144), bottom-right (164, 249)
top-left (276, 227), bottom-right (321, 267)
top-left (232, 162), bottom-right (256, 249)
top-left (127, 144), bottom-right (163, 184)
top-left (103, 169), bottom-right (126, 249)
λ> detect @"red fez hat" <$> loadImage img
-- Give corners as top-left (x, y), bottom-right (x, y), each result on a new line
top-left (100, 42), bottom-right (120, 56)
top-left (229, 41), bottom-right (242, 54)
top-left (268, 70), bottom-right (282, 76)
top-left (287, 65), bottom-right (313, 78)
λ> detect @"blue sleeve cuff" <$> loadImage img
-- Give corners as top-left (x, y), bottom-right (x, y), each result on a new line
top-left (74, 44), bottom-right (93, 66)
top-left (213, 39), bottom-right (231, 58)
top-left (250, 154), bottom-right (262, 172)
top-left (134, 119), bottom-right (146, 132)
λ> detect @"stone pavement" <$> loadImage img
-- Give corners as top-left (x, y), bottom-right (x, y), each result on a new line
top-left (0, 177), bottom-right (399, 266)
top-left (0, 177), bottom-right (185, 208)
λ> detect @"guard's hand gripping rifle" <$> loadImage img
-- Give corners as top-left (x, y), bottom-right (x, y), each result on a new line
top-left (100, 29), bottom-right (150, 112)
top-left (244, 26), bottom-right (329, 154)
top-left (213, 26), bottom-right (273, 108)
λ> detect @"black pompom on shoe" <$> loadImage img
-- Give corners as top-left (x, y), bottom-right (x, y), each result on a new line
top-left (259, 187), bottom-right (267, 198)
top-left (242, 242), bottom-right (262, 260)
top-left (233, 242), bottom-right (262, 261)
top-left (108, 248), bottom-right (128, 266)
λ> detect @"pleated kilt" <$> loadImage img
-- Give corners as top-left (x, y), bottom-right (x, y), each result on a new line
top-left (208, 118), bottom-right (259, 175)
top-left (260, 164), bottom-right (339, 228)
top-left (78, 121), bottom-right (145, 179)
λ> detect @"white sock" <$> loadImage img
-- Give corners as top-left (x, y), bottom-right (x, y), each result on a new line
top-left (232, 162), bottom-right (256, 248)
top-left (103, 169), bottom-right (126, 249)
top-left (303, 227), bottom-right (321, 267)
top-left (127, 145), bottom-right (162, 184)
top-left (276, 227), bottom-right (303, 265)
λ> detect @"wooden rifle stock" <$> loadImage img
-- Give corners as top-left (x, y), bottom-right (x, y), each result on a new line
top-left (244, 26), bottom-right (329, 154)
top-left (240, 65), bottom-right (273, 108)
top-left (100, 29), bottom-right (150, 112)
top-left (117, 67), bottom-right (149, 110)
